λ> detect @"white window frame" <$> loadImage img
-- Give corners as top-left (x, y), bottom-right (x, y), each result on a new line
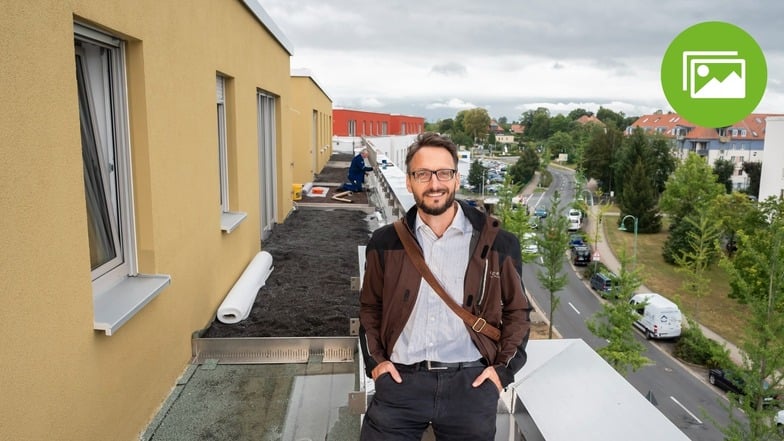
top-left (216, 75), bottom-right (247, 232)
top-left (75, 23), bottom-right (169, 335)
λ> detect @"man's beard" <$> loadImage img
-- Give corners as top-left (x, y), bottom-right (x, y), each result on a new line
top-left (414, 189), bottom-right (455, 216)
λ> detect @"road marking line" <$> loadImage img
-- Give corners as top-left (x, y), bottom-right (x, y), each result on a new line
top-left (568, 302), bottom-right (581, 315)
top-left (670, 396), bottom-right (703, 424)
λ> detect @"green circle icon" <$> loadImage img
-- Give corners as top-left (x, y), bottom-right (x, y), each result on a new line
top-left (661, 21), bottom-right (767, 127)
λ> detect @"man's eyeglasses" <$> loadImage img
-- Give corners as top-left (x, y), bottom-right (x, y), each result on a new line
top-left (409, 169), bottom-right (457, 183)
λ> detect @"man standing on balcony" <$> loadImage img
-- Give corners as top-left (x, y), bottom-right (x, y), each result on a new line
top-left (359, 132), bottom-right (531, 440)
top-left (340, 148), bottom-right (373, 192)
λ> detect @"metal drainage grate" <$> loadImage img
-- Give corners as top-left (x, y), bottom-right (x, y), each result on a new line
top-left (191, 336), bottom-right (358, 365)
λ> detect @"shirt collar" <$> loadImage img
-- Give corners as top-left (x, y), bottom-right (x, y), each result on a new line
top-left (415, 203), bottom-right (472, 237)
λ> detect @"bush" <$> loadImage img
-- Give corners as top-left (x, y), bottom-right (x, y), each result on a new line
top-left (583, 261), bottom-right (610, 280)
top-left (673, 322), bottom-right (731, 368)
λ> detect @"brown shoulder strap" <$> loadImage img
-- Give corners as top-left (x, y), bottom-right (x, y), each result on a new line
top-left (392, 220), bottom-right (500, 342)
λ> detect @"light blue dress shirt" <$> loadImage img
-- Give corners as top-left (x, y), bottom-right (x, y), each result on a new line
top-left (390, 204), bottom-right (483, 365)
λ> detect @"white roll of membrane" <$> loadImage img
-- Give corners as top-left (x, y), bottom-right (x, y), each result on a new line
top-left (302, 182), bottom-right (314, 194)
top-left (216, 251), bottom-right (274, 324)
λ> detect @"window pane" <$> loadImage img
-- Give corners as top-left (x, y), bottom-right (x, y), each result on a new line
top-left (76, 52), bottom-right (118, 270)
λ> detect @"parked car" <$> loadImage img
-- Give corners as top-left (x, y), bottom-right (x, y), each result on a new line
top-left (776, 409), bottom-right (783, 432)
top-left (708, 368), bottom-right (744, 395)
top-left (528, 216), bottom-right (540, 230)
top-left (521, 232), bottom-right (538, 255)
top-left (569, 233), bottom-right (585, 249)
top-left (590, 271), bottom-right (616, 298)
top-left (708, 368), bottom-right (779, 406)
top-left (534, 207), bottom-right (548, 218)
top-left (571, 245), bottom-right (591, 266)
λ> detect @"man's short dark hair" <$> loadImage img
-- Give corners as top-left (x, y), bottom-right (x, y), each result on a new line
top-left (405, 132), bottom-right (459, 172)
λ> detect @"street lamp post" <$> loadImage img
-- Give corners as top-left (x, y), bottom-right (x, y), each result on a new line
top-left (618, 215), bottom-right (639, 263)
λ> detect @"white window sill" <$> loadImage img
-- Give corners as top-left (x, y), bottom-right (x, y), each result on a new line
top-left (221, 211), bottom-right (247, 233)
top-left (93, 274), bottom-right (171, 336)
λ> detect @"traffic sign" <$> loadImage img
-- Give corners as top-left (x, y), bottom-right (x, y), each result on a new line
top-left (592, 252), bottom-right (601, 261)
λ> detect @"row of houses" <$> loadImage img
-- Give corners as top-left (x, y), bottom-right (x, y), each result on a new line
top-left (0, 2), bottom-right (334, 440)
top-left (629, 112), bottom-right (784, 196)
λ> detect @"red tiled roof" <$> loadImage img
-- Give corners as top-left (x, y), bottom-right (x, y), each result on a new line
top-left (628, 113), bottom-right (784, 141)
top-left (576, 115), bottom-right (605, 126)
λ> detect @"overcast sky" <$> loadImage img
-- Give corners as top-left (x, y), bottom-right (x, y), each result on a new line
top-left (257, 0), bottom-right (784, 122)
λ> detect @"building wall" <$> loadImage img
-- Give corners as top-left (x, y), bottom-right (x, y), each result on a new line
top-left (290, 75), bottom-right (333, 185)
top-left (333, 109), bottom-right (391, 136)
top-left (332, 109), bottom-right (425, 137)
top-left (0, 1), bottom-right (297, 439)
top-left (390, 114), bottom-right (425, 135)
top-left (760, 117), bottom-right (784, 201)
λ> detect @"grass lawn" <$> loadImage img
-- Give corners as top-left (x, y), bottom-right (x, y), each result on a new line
top-left (603, 216), bottom-right (748, 348)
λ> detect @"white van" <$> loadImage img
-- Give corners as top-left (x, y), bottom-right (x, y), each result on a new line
top-left (629, 293), bottom-right (682, 339)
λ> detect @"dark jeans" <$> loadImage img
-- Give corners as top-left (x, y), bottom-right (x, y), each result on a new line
top-left (360, 365), bottom-right (499, 441)
top-left (340, 180), bottom-right (363, 192)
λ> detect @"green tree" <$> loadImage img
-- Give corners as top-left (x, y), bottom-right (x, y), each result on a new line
top-left (709, 192), bottom-right (766, 257)
top-left (568, 108), bottom-right (592, 120)
top-left (587, 250), bottom-right (650, 375)
top-left (672, 210), bottom-right (721, 320)
top-left (521, 107), bottom-right (551, 141)
top-left (549, 114), bottom-right (574, 135)
top-left (494, 177), bottom-right (537, 264)
top-left (487, 132), bottom-right (497, 152)
top-left (508, 146), bottom-right (540, 185)
top-left (454, 110), bottom-right (466, 134)
top-left (583, 126), bottom-right (622, 195)
top-left (648, 135), bottom-right (677, 194)
top-left (546, 131), bottom-right (574, 162)
top-left (614, 129), bottom-right (675, 201)
top-left (437, 118), bottom-right (455, 134)
top-left (467, 159), bottom-right (486, 190)
top-left (718, 197), bottom-right (784, 440)
top-left (713, 158), bottom-right (735, 194)
top-left (462, 108), bottom-right (491, 142)
top-left (617, 160), bottom-right (661, 234)
top-left (596, 106), bottom-right (626, 129)
top-left (536, 192), bottom-right (570, 339)
top-left (661, 153), bottom-right (725, 264)
top-left (742, 161), bottom-right (762, 198)
top-left (660, 152), bottom-right (725, 227)
top-left (450, 131), bottom-right (472, 148)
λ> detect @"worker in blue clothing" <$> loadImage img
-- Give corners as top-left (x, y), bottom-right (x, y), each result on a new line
top-left (340, 148), bottom-right (373, 192)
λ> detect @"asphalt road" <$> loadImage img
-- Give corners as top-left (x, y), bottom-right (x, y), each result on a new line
top-left (521, 165), bottom-right (742, 441)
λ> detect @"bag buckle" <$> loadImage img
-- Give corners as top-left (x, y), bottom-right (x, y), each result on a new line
top-left (472, 317), bottom-right (487, 332)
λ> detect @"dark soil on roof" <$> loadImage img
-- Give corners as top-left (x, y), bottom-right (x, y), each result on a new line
top-left (202, 152), bottom-right (375, 338)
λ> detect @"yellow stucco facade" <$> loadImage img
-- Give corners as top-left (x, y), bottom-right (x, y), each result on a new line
top-left (0, 1), bottom-right (330, 439)
top-left (290, 73), bottom-right (334, 186)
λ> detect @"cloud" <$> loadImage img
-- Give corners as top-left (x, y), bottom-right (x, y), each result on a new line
top-left (430, 62), bottom-right (468, 77)
top-left (359, 97), bottom-right (384, 108)
top-left (258, 0), bottom-right (784, 122)
top-left (426, 98), bottom-right (477, 110)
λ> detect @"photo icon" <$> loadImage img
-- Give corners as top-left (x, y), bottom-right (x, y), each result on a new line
top-left (661, 21), bottom-right (766, 128)
top-left (682, 51), bottom-right (745, 99)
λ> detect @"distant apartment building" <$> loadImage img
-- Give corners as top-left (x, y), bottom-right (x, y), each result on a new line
top-left (333, 108), bottom-right (424, 136)
top-left (0, 1), bottom-right (331, 439)
top-left (759, 117), bottom-right (784, 201)
top-left (628, 112), bottom-right (784, 190)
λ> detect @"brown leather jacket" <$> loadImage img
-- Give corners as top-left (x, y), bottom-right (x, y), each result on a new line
top-left (359, 200), bottom-right (532, 387)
